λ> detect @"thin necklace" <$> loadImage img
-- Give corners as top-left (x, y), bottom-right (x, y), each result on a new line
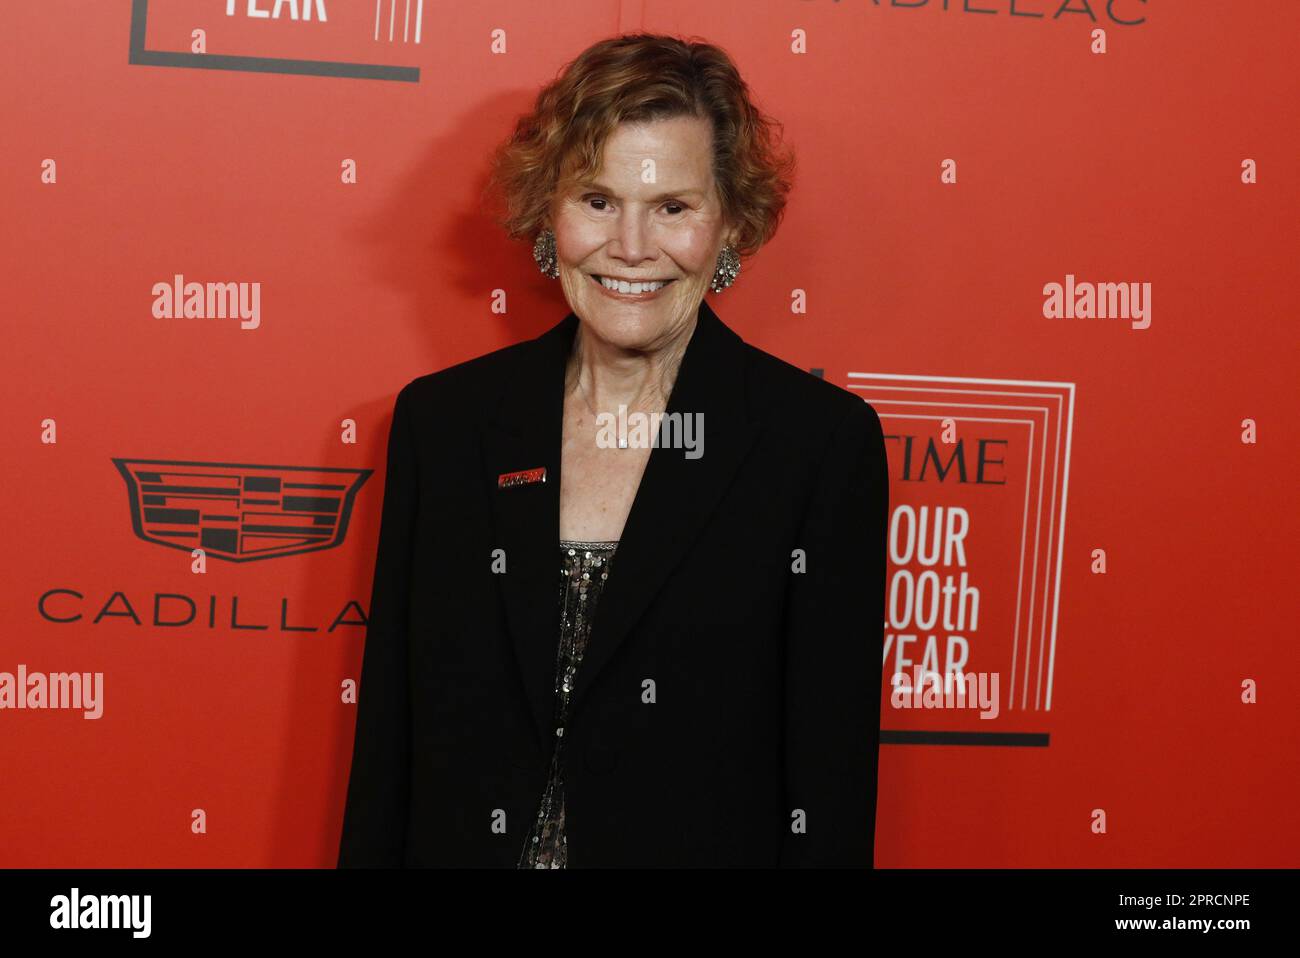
top-left (573, 367), bottom-right (665, 449)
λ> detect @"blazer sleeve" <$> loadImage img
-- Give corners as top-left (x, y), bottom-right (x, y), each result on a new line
top-left (780, 397), bottom-right (889, 867)
top-left (337, 383), bottom-right (419, 867)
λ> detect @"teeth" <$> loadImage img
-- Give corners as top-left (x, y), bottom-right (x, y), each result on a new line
top-left (599, 276), bottom-right (669, 294)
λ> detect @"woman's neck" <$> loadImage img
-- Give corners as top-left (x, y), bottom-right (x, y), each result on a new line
top-left (566, 314), bottom-right (696, 412)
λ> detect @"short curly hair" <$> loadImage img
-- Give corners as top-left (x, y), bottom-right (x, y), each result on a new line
top-left (483, 32), bottom-right (796, 260)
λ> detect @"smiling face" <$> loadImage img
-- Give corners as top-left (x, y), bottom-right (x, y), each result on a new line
top-left (547, 115), bottom-right (736, 353)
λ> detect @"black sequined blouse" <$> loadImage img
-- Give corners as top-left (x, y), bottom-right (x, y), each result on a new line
top-left (517, 539), bottom-right (619, 869)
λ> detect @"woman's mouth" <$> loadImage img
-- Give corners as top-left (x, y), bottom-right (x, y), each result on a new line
top-left (589, 274), bottom-right (677, 300)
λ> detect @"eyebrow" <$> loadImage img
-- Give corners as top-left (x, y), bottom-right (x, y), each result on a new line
top-left (575, 180), bottom-right (706, 201)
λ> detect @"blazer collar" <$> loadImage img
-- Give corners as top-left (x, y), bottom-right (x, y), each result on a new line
top-left (479, 299), bottom-right (763, 747)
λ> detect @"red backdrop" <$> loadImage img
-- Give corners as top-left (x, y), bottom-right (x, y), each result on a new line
top-left (2, 0), bottom-right (1296, 867)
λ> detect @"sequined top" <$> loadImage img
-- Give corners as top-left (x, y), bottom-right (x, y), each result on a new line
top-left (517, 539), bottom-right (619, 869)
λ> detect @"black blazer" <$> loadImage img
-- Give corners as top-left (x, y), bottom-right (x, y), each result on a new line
top-left (337, 300), bottom-right (889, 868)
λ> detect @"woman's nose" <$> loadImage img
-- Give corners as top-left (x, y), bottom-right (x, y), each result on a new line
top-left (608, 210), bottom-right (654, 263)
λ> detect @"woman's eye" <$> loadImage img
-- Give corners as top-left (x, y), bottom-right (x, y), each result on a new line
top-left (583, 197), bottom-right (685, 215)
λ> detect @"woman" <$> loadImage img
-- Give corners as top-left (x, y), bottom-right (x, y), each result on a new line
top-left (338, 33), bottom-right (889, 868)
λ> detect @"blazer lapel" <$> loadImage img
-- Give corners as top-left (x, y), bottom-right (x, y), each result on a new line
top-left (570, 301), bottom-right (763, 722)
top-left (481, 313), bottom-right (577, 749)
top-left (480, 300), bottom-right (763, 746)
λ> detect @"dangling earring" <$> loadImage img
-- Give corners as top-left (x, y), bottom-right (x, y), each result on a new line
top-left (711, 244), bottom-right (740, 292)
top-left (533, 228), bottom-right (559, 279)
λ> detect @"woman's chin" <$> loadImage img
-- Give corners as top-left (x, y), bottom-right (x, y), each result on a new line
top-left (580, 311), bottom-right (665, 350)
top-left (577, 294), bottom-right (697, 351)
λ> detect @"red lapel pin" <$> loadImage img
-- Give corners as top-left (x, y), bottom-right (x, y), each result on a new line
top-left (497, 466), bottom-right (547, 489)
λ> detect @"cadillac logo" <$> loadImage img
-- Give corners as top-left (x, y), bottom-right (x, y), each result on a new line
top-left (113, 458), bottom-right (372, 562)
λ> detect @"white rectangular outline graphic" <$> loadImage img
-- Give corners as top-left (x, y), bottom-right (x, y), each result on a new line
top-left (375, 0), bottom-right (424, 43)
top-left (848, 374), bottom-right (1075, 712)
top-left (129, 0), bottom-right (419, 82)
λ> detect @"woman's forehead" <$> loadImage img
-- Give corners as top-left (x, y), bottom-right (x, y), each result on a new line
top-left (581, 125), bottom-right (714, 181)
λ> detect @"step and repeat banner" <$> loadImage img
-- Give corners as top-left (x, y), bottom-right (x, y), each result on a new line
top-left (2, 1), bottom-right (1295, 869)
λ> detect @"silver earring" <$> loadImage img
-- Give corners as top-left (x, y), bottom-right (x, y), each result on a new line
top-left (534, 228), bottom-right (559, 279)
top-left (711, 245), bottom-right (740, 292)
